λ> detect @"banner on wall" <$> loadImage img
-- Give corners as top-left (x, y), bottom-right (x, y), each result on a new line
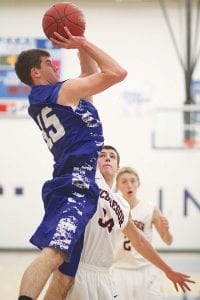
top-left (0, 37), bottom-right (61, 117)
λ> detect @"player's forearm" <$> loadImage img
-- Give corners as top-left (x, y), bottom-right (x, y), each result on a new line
top-left (161, 230), bottom-right (173, 245)
top-left (80, 39), bottom-right (127, 82)
top-left (78, 48), bottom-right (98, 77)
top-left (123, 224), bottom-right (172, 275)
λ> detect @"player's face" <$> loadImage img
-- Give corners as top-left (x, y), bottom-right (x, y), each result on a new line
top-left (38, 56), bottom-right (60, 84)
top-left (116, 173), bottom-right (139, 201)
top-left (97, 149), bottom-right (118, 178)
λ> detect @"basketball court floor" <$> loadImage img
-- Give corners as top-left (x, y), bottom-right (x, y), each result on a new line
top-left (1, 250), bottom-right (199, 299)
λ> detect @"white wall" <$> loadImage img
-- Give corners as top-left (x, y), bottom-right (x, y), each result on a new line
top-left (0, 0), bottom-right (200, 250)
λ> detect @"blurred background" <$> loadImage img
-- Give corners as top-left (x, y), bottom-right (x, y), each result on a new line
top-left (0, 0), bottom-right (199, 299)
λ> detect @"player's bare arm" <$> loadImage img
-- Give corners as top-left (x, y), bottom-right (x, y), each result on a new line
top-left (152, 207), bottom-right (173, 245)
top-left (123, 218), bottom-right (195, 293)
top-left (77, 48), bottom-right (99, 103)
top-left (78, 49), bottom-right (98, 78)
top-left (51, 27), bottom-right (127, 106)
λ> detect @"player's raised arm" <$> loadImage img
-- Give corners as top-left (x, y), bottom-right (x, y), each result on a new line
top-left (50, 27), bottom-right (127, 106)
top-left (77, 49), bottom-right (98, 103)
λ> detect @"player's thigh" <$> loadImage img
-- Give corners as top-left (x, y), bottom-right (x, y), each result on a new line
top-left (67, 267), bottom-right (117, 300)
top-left (144, 265), bottom-right (163, 300)
top-left (114, 268), bottom-right (138, 299)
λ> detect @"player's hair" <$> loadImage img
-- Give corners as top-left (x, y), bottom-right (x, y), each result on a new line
top-left (102, 145), bottom-right (120, 166)
top-left (15, 49), bottom-right (50, 86)
top-left (116, 166), bottom-right (140, 186)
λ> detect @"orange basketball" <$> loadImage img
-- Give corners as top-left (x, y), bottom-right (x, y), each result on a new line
top-left (42, 2), bottom-right (86, 40)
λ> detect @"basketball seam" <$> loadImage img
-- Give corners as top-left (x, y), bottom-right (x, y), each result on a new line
top-left (44, 14), bottom-right (84, 31)
top-left (43, 15), bottom-right (59, 33)
top-left (43, 4), bottom-right (85, 38)
top-left (54, 4), bottom-right (84, 29)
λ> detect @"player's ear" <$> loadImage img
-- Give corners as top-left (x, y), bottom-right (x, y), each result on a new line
top-left (30, 67), bottom-right (40, 79)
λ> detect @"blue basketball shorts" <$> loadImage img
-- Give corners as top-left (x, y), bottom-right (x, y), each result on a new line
top-left (30, 176), bottom-right (99, 260)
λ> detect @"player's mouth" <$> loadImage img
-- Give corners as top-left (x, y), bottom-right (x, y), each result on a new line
top-left (104, 164), bottom-right (112, 168)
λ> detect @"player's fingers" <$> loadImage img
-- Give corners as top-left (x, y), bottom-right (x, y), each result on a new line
top-left (180, 285), bottom-right (186, 293)
top-left (50, 37), bottom-right (68, 50)
top-left (64, 26), bottom-right (73, 38)
top-left (174, 283), bottom-right (178, 292)
top-left (50, 37), bottom-right (63, 47)
top-left (180, 282), bottom-right (191, 293)
top-left (180, 274), bottom-right (196, 283)
top-left (53, 32), bottom-right (67, 42)
top-left (185, 279), bottom-right (196, 284)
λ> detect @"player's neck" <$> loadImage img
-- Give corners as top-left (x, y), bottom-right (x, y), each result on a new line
top-left (126, 196), bottom-right (139, 208)
top-left (104, 175), bottom-right (114, 189)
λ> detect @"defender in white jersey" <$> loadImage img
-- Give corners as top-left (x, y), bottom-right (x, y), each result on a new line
top-left (44, 147), bottom-right (195, 300)
top-left (114, 167), bottom-right (173, 300)
top-left (65, 169), bottom-right (130, 299)
top-left (44, 145), bottom-right (130, 299)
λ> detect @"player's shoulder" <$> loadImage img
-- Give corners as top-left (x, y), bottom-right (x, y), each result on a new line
top-left (137, 199), bottom-right (156, 210)
top-left (95, 169), bottom-right (104, 185)
top-left (29, 81), bottom-right (63, 105)
top-left (114, 192), bottom-right (130, 211)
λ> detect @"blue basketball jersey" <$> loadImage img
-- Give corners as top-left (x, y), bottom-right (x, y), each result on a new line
top-left (28, 81), bottom-right (104, 257)
top-left (28, 81), bottom-right (104, 178)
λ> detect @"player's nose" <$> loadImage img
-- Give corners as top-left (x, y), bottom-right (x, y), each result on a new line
top-left (53, 64), bottom-right (58, 72)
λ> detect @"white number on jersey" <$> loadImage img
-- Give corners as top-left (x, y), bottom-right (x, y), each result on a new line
top-left (37, 106), bottom-right (65, 149)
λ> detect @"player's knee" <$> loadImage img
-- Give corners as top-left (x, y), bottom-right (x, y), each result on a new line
top-left (41, 247), bottom-right (66, 271)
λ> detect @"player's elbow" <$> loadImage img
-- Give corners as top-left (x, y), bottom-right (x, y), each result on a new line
top-left (112, 68), bottom-right (127, 83)
top-left (118, 68), bottom-right (128, 81)
top-left (162, 232), bottom-right (173, 246)
top-left (102, 68), bottom-right (127, 86)
top-left (165, 236), bottom-right (173, 246)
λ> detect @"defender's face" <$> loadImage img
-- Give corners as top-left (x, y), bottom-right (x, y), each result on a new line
top-left (116, 173), bottom-right (139, 200)
top-left (97, 149), bottom-right (118, 178)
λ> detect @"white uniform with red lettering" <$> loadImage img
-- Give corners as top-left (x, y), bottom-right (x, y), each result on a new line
top-left (113, 200), bottom-right (163, 300)
top-left (66, 171), bottom-right (130, 300)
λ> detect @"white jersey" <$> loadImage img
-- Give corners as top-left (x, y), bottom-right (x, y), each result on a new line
top-left (113, 200), bottom-right (163, 300)
top-left (114, 199), bottom-right (155, 269)
top-left (80, 171), bottom-right (130, 267)
top-left (66, 171), bottom-right (130, 300)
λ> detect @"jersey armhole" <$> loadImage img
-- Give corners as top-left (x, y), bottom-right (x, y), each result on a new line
top-left (50, 84), bottom-right (62, 104)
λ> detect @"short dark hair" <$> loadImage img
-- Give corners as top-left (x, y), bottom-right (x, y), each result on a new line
top-left (15, 49), bottom-right (50, 86)
top-left (102, 145), bottom-right (120, 166)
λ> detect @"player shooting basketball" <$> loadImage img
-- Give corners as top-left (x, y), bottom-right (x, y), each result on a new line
top-left (15, 23), bottom-right (127, 300)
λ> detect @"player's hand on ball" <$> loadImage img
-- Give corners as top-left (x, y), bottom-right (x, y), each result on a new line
top-left (50, 27), bottom-right (85, 49)
top-left (165, 269), bottom-right (195, 293)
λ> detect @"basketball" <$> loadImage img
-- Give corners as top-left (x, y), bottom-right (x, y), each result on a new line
top-left (42, 2), bottom-right (86, 40)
